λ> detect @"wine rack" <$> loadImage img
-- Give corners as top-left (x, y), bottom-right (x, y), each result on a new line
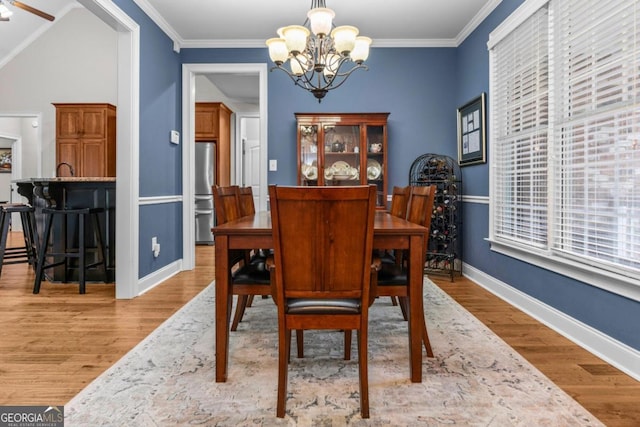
top-left (409, 153), bottom-right (462, 281)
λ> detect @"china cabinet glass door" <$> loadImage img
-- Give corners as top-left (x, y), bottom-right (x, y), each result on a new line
top-left (365, 125), bottom-right (385, 206)
top-left (323, 124), bottom-right (360, 186)
top-left (299, 125), bottom-right (318, 185)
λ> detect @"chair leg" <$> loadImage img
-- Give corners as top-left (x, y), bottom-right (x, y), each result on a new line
top-left (246, 294), bottom-right (255, 307)
top-left (277, 326), bottom-right (291, 418)
top-left (358, 328), bottom-right (370, 419)
top-left (90, 212), bottom-right (108, 282)
top-left (24, 210), bottom-right (40, 271)
top-left (296, 330), bottom-right (304, 359)
top-left (0, 210), bottom-right (8, 277)
top-left (344, 330), bottom-right (352, 360)
top-left (33, 213), bottom-right (54, 294)
top-left (398, 296), bottom-right (409, 321)
top-left (78, 213), bottom-right (86, 294)
top-left (390, 296), bottom-right (398, 306)
top-left (422, 317), bottom-right (434, 358)
top-left (230, 295), bottom-right (249, 331)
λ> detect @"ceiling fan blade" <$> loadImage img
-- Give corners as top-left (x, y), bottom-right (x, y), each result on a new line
top-left (11, 1), bottom-right (55, 21)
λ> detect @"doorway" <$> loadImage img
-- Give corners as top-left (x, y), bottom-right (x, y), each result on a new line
top-left (181, 63), bottom-right (268, 270)
top-left (238, 115), bottom-right (261, 208)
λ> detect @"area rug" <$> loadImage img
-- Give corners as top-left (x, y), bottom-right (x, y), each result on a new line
top-left (65, 278), bottom-right (603, 426)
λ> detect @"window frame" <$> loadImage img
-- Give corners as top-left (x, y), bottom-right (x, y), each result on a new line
top-left (487, 0), bottom-right (640, 303)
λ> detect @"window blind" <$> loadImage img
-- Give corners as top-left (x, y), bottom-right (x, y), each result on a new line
top-left (491, 5), bottom-right (550, 248)
top-left (552, 0), bottom-right (640, 274)
top-left (490, 0), bottom-right (640, 284)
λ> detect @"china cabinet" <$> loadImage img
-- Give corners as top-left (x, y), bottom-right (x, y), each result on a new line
top-left (295, 112), bottom-right (389, 208)
top-left (409, 153), bottom-right (462, 281)
top-left (54, 103), bottom-right (116, 177)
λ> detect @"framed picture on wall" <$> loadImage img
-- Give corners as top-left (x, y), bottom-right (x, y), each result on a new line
top-left (0, 149), bottom-right (11, 173)
top-left (457, 93), bottom-right (486, 166)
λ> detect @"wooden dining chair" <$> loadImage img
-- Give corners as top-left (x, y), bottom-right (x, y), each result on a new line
top-left (374, 184), bottom-right (436, 357)
top-left (237, 186), bottom-right (271, 310)
top-left (381, 185), bottom-right (411, 309)
top-left (269, 185), bottom-right (378, 419)
top-left (212, 185), bottom-right (271, 332)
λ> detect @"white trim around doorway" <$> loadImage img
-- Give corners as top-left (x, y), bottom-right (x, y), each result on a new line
top-left (79, 0), bottom-right (140, 298)
top-left (181, 63), bottom-right (268, 270)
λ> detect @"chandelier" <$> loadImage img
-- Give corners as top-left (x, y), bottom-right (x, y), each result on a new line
top-left (265, 0), bottom-right (371, 102)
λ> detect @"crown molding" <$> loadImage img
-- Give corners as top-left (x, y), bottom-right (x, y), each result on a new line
top-left (131, 0), bottom-right (183, 52)
top-left (456, 0), bottom-right (503, 46)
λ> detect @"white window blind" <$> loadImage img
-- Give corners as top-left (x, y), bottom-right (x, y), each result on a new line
top-left (552, 0), bottom-right (640, 275)
top-left (489, 0), bottom-right (640, 291)
top-left (491, 5), bottom-right (550, 248)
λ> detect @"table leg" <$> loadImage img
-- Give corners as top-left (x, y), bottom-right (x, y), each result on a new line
top-left (408, 234), bottom-right (424, 382)
top-left (215, 235), bottom-right (231, 382)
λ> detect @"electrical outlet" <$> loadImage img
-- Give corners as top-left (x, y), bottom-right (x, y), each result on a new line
top-left (152, 237), bottom-right (160, 258)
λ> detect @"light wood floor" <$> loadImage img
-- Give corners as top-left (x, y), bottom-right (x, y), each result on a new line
top-left (0, 232), bottom-right (638, 425)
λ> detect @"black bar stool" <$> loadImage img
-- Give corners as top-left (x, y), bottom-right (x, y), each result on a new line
top-left (33, 207), bottom-right (108, 294)
top-left (0, 203), bottom-right (39, 278)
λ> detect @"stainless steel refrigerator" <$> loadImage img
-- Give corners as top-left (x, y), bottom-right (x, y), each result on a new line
top-left (195, 142), bottom-right (215, 244)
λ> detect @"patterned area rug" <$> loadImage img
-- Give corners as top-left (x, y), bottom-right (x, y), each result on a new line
top-left (66, 278), bottom-right (603, 426)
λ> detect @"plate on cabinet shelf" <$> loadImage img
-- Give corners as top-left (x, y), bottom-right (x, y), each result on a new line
top-left (302, 165), bottom-right (317, 180)
top-left (366, 159), bottom-right (382, 180)
top-left (330, 161), bottom-right (351, 174)
top-left (325, 161), bottom-right (359, 180)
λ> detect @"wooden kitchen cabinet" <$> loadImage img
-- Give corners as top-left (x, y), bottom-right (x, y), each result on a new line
top-left (54, 103), bottom-right (116, 177)
top-left (195, 102), bottom-right (233, 186)
top-left (296, 112), bottom-right (389, 208)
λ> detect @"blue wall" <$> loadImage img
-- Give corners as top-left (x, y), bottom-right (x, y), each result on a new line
top-left (180, 47), bottom-right (458, 189)
top-left (114, 0), bottom-right (183, 277)
top-left (120, 0), bottom-right (639, 350)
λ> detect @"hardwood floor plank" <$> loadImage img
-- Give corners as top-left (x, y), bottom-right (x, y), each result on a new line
top-left (1, 233), bottom-right (638, 425)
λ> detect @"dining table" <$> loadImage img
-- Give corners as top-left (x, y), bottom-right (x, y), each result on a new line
top-left (212, 210), bottom-right (430, 383)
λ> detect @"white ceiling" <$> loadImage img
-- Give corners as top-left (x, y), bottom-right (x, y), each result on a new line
top-left (136, 0), bottom-right (499, 48)
top-left (0, 0), bottom-right (501, 105)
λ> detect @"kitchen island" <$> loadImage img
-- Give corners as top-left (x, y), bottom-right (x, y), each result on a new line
top-left (15, 177), bottom-right (116, 283)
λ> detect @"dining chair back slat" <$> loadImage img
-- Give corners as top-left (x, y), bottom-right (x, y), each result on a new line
top-left (389, 185), bottom-right (410, 219)
top-left (238, 186), bottom-right (256, 217)
top-left (212, 185), bottom-right (241, 225)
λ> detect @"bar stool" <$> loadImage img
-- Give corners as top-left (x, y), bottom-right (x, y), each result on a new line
top-left (0, 203), bottom-right (39, 278)
top-left (33, 207), bottom-right (108, 294)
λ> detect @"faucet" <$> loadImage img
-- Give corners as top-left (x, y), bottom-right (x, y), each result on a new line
top-left (56, 162), bottom-right (75, 177)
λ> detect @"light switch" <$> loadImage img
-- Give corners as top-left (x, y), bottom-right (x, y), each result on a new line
top-left (170, 130), bottom-right (180, 144)
top-left (269, 159), bottom-right (278, 171)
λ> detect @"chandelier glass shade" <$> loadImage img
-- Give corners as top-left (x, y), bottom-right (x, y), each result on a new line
top-left (265, 0), bottom-right (371, 102)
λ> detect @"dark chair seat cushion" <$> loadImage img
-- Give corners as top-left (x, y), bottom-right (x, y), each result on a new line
top-left (232, 261), bottom-right (271, 284)
top-left (377, 263), bottom-right (408, 285)
top-left (286, 298), bottom-right (361, 315)
top-left (248, 248), bottom-right (274, 265)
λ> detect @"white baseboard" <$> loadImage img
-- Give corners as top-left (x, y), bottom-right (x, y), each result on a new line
top-left (137, 259), bottom-right (183, 296)
top-left (462, 263), bottom-right (640, 382)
